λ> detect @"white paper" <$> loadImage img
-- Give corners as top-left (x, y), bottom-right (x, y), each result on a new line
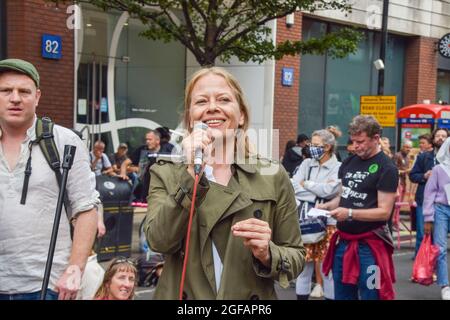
top-left (307, 208), bottom-right (331, 218)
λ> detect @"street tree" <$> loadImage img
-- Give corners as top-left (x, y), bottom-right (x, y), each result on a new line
top-left (53, 0), bottom-right (363, 66)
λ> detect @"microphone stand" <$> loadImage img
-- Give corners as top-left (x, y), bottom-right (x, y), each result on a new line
top-left (40, 145), bottom-right (76, 300)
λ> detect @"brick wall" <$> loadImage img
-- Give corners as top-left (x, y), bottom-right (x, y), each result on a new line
top-left (403, 36), bottom-right (438, 106)
top-left (6, 0), bottom-right (74, 128)
top-left (273, 13), bottom-right (302, 158)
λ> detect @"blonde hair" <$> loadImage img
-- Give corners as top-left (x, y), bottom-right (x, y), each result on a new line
top-left (312, 126), bottom-right (342, 153)
top-left (94, 258), bottom-right (138, 300)
top-left (182, 67), bottom-right (252, 158)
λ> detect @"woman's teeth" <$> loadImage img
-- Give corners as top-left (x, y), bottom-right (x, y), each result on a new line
top-left (205, 119), bottom-right (224, 124)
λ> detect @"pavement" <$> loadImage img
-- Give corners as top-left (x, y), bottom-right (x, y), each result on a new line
top-left (100, 208), bottom-right (449, 300)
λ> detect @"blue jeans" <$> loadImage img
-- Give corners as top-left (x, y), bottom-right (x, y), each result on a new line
top-left (415, 205), bottom-right (425, 257)
top-left (434, 204), bottom-right (450, 287)
top-left (128, 172), bottom-right (139, 202)
top-left (332, 241), bottom-right (379, 300)
top-left (0, 290), bottom-right (58, 300)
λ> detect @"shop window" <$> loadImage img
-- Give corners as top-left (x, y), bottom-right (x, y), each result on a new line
top-left (298, 19), bottom-right (327, 138)
top-left (76, 4), bottom-right (186, 153)
top-left (437, 70), bottom-right (450, 104)
top-left (299, 18), bottom-right (405, 150)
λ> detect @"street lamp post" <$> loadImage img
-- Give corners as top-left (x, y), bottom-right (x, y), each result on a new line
top-left (378, 0), bottom-right (389, 95)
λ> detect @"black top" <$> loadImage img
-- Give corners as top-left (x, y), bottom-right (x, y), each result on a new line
top-left (281, 146), bottom-right (303, 177)
top-left (110, 153), bottom-right (128, 168)
top-left (337, 151), bottom-right (399, 234)
top-left (409, 150), bottom-right (437, 205)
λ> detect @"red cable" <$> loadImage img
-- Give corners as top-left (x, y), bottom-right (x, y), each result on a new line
top-left (179, 173), bottom-right (200, 300)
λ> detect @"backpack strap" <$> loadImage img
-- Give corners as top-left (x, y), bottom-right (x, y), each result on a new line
top-left (20, 117), bottom-right (71, 223)
top-left (37, 117), bottom-right (72, 220)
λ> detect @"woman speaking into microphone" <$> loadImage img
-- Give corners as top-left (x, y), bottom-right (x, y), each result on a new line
top-left (144, 67), bottom-right (305, 300)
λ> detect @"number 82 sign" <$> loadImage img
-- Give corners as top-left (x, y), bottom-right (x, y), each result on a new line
top-left (281, 67), bottom-right (294, 87)
top-left (42, 34), bottom-right (62, 60)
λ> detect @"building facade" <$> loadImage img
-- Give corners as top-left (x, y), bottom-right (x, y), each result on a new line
top-left (275, 0), bottom-right (450, 154)
top-left (0, 0), bottom-right (5, 60)
top-left (1, 0), bottom-right (449, 157)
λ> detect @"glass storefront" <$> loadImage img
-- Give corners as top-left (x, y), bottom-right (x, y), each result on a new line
top-left (76, 4), bottom-right (186, 155)
top-left (437, 53), bottom-right (450, 106)
top-left (298, 18), bottom-right (405, 151)
top-left (0, 0), bottom-right (6, 60)
top-left (437, 70), bottom-right (450, 104)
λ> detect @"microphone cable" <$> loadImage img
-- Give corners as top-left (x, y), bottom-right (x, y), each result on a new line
top-left (178, 172), bottom-right (200, 300)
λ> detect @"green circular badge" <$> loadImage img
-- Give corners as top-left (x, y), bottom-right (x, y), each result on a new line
top-left (369, 164), bottom-right (379, 174)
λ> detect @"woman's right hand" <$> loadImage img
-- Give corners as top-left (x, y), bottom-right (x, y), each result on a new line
top-left (182, 126), bottom-right (213, 177)
top-left (424, 222), bottom-right (433, 235)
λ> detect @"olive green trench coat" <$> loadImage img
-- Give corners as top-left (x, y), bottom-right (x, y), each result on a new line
top-left (144, 158), bottom-right (305, 300)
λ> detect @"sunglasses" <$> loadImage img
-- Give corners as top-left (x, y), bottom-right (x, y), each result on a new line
top-left (111, 256), bottom-right (137, 267)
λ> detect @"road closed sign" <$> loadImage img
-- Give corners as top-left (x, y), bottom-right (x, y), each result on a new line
top-left (360, 95), bottom-right (397, 127)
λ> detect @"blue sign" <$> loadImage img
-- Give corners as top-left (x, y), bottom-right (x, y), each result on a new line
top-left (438, 119), bottom-right (450, 128)
top-left (281, 67), bottom-right (294, 86)
top-left (42, 34), bottom-right (62, 60)
top-left (398, 118), bottom-right (434, 124)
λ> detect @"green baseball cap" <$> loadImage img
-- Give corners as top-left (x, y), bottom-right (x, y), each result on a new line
top-left (0, 58), bottom-right (40, 88)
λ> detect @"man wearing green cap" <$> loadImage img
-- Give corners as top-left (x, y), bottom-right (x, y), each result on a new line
top-left (0, 59), bottom-right (100, 300)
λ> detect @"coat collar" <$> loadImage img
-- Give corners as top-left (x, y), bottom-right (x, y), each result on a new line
top-left (233, 162), bottom-right (257, 174)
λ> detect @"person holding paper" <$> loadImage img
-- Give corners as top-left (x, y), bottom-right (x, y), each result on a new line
top-left (291, 126), bottom-right (342, 300)
top-left (319, 115), bottom-right (398, 300)
top-left (423, 137), bottom-right (450, 300)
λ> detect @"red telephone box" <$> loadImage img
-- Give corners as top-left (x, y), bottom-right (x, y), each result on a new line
top-left (397, 104), bottom-right (450, 148)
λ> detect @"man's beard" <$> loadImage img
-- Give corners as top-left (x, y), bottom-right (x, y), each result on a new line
top-left (434, 140), bottom-right (444, 149)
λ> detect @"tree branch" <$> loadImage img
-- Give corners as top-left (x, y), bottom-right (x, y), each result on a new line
top-left (216, 8), bottom-right (296, 58)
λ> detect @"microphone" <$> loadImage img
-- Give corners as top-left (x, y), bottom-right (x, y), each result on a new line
top-left (193, 122), bottom-right (208, 175)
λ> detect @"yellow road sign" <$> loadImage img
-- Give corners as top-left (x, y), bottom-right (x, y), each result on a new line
top-left (360, 95), bottom-right (397, 127)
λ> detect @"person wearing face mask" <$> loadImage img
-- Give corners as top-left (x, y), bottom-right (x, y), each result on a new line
top-left (94, 257), bottom-right (137, 300)
top-left (144, 67), bottom-right (305, 300)
top-left (291, 126), bottom-right (342, 300)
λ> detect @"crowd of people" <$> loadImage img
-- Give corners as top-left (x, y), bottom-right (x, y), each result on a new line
top-left (0, 58), bottom-right (449, 301)
top-left (87, 128), bottom-right (175, 207)
top-left (282, 124), bottom-right (450, 300)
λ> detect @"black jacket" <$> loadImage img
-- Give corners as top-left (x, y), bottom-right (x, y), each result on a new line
top-left (282, 146), bottom-right (303, 177)
top-left (409, 151), bottom-right (436, 205)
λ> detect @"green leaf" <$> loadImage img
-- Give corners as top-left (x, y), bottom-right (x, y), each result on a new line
top-left (48, 0), bottom-right (361, 66)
